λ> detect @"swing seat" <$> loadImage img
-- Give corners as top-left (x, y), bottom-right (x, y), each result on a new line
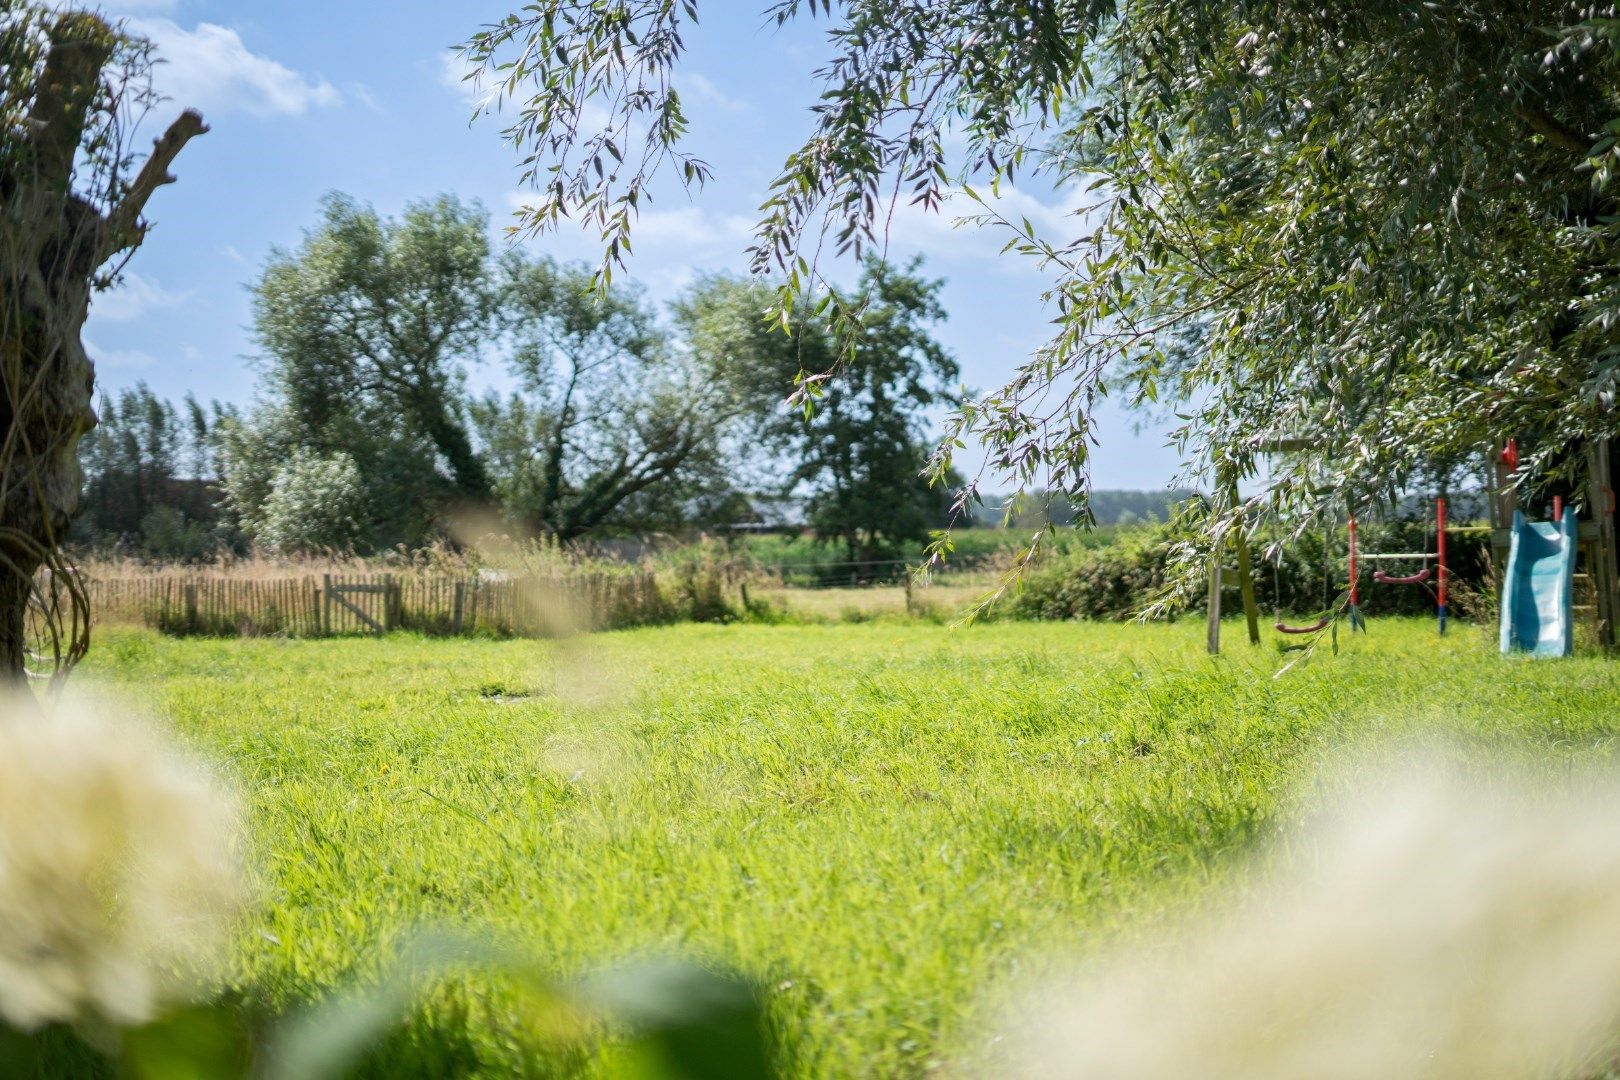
top-left (1274, 616), bottom-right (1331, 635)
top-left (1373, 567), bottom-right (1431, 585)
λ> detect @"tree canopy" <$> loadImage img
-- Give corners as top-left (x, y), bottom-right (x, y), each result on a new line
top-left (464, 1), bottom-right (1620, 564)
top-left (678, 258), bottom-right (959, 564)
top-left (472, 254), bottom-right (745, 539)
top-left (233, 192), bottom-right (944, 551)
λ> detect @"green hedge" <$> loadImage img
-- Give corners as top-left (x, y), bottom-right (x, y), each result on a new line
top-left (993, 521), bottom-right (1491, 622)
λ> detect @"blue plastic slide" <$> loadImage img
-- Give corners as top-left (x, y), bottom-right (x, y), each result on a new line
top-left (1499, 507), bottom-right (1577, 657)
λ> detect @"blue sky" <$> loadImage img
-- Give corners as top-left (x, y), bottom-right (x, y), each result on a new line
top-left (85, 0), bottom-right (1186, 491)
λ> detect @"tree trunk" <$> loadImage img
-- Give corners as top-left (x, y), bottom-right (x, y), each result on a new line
top-left (0, 570), bottom-right (30, 677)
top-left (0, 11), bottom-right (206, 686)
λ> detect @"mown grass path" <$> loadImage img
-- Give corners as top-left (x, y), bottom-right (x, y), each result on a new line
top-left (84, 621), bottom-right (1620, 1076)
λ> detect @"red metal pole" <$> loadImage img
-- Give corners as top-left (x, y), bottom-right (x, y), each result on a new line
top-left (1348, 515), bottom-right (1359, 607)
top-left (1436, 497), bottom-right (1448, 635)
top-left (1346, 513), bottom-right (1364, 631)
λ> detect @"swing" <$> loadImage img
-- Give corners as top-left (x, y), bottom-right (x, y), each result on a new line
top-left (1373, 565), bottom-right (1431, 585)
top-left (1366, 504), bottom-right (1440, 586)
top-left (1274, 615), bottom-right (1330, 634)
top-left (1274, 516), bottom-right (1344, 635)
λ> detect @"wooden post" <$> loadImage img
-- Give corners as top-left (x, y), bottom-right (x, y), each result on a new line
top-left (1489, 447), bottom-right (1517, 576)
top-left (383, 574), bottom-right (396, 632)
top-left (1235, 530), bottom-right (1260, 645)
top-left (184, 581), bottom-right (197, 634)
top-left (452, 580), bottom-right (465, 635)
top-left (1586, 441), bottom-right (1617, 649)
top-left (322, 573), bottom-right (332, 637)
top-left (1226, 482), bottom-right (1260, 646)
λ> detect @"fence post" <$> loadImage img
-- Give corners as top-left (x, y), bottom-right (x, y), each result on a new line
top-left (322, 573), bottom-right (332, 637)
top-left (383, 574), bottom-right (396, 633)
top-left (452, 580), bottom-right (465, 635)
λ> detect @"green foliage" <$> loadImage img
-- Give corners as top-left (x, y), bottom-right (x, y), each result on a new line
top-left (470, 1), bottom-right (1620, 557)
top-left (6, 942), bottom-right (775, 1079)
top-left (234, 194), bottom-right (771, 549)
top-left (676, 259), bottom-right (959, 567)
top-left (73, 383), bottom-right (230, 559)
top-left (64, 622), bottom-right (1620, 1074)
top-left (236, 192), bottom-right (495, 547)
top-left (472, 256), bottom-right (744, 538)
top-left (995, 520), bottom-right (1492, 622)
top-left (250, 448), bottom-right (368, 554)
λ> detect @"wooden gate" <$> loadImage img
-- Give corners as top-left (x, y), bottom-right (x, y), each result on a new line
top-left (322, 575), bottom-right (398, 635)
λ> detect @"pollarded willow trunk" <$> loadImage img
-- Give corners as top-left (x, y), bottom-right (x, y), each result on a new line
top-left (0, 10), bottom-right (205, 685)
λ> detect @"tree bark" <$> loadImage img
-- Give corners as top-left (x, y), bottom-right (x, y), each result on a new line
top-left (0, 11), bottom-right (206, 684)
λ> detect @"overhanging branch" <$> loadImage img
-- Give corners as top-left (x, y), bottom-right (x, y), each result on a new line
top-left (99, 109), bottom-right (209, 260)
top-left (1514, 104), bottom-right (1593, 157)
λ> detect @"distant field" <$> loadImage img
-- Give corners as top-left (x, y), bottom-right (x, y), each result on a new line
top-left (77, 621), bottom-right (1620, 1076)
top-left (752, 574), bottom-right (999, 621)
top-left (715, 527), bottom-right (1124, 585)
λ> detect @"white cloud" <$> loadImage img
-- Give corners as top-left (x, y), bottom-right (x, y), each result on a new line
top-left (678, 73), bottom-right (751, 115)
top-left (439, 50), bottom-right (498, 111)
top-left (89, 272), bottom-right (190, 323)
top-left (632, 206), bottom-right (754, 248)
top-left (129, 18), bottom-right (340, 118)
top-left (84, 338), bottom-right (158, 371)
top-left (503, 193), bottom-right (754, 251)
top-left (501, 195), bottom-right (758, 301)
top-left (102, 0), bottom-right (180, 12)
top-left (883, 183), bottom-right (1098, 275)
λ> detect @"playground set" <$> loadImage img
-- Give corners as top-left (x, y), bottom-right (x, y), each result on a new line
top-left (1205, 438), bottom-right (1619, 658)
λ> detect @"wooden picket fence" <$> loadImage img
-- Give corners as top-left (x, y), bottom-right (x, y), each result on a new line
top-left (86, 569), bottom-right (677, 638)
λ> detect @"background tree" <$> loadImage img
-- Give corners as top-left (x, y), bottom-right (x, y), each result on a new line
top-left (465, 2), bottom-right (1620, 571)
top-left (678, 258), bottom-right (959, 569)
top-left (1, 5), bottom-right (205, 680)
top-left (74, 383), bottom-right (228, 559)
top-left (472, 255), bottom-right (749, 538)
top-left (252, 193), bottom-right (496, 503)
top-left (230, 197), bottom-right (764, 549)
top-left (217, 396), bottom-right (440, 553)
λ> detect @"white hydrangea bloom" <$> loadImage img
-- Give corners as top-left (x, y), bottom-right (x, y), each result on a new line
top-left (0, 693), bottom-right (244, 1030)
top-left (1010, 759), bottom-right (1620, 1079)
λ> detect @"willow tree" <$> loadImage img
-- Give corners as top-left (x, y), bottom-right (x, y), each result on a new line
top-left (1, 6), bottom-right (205, 683)
top-left (463, 2), bottom-right (1620, 590)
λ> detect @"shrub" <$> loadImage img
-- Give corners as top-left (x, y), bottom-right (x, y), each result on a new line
top-left (993, 520), bottom-right (1491, 622)
top-left (251, 449), bottom-right (368, 554)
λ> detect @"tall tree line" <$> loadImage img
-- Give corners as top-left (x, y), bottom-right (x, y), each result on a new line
top-left (73, 384), bottom-right (232, 559)
top-left (78, 193), bottom-right (961, 561)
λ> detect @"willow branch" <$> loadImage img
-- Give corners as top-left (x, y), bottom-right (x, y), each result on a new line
top-left (1514, 103), bottom-right (1593, 157)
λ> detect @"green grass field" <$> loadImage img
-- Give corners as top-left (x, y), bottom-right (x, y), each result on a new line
top-left (80, 620), bottom-right (1620, 1076)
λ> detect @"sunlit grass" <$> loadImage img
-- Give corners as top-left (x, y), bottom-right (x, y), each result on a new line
top-left (79, 619), bottom-right (1620, 1076)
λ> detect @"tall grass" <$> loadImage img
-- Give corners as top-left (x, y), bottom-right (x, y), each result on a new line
top-left (72, 619), bottom-right (1620, 1076)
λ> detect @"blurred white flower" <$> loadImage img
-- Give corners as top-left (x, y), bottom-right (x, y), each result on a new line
top-left (0, 692), bottom-right (244, 1030)
top-left (1008, 756), bottom-right (1620, 1079)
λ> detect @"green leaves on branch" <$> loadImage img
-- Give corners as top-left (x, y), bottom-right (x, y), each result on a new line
top-left (472, 1), bottom-right (1620, 572)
